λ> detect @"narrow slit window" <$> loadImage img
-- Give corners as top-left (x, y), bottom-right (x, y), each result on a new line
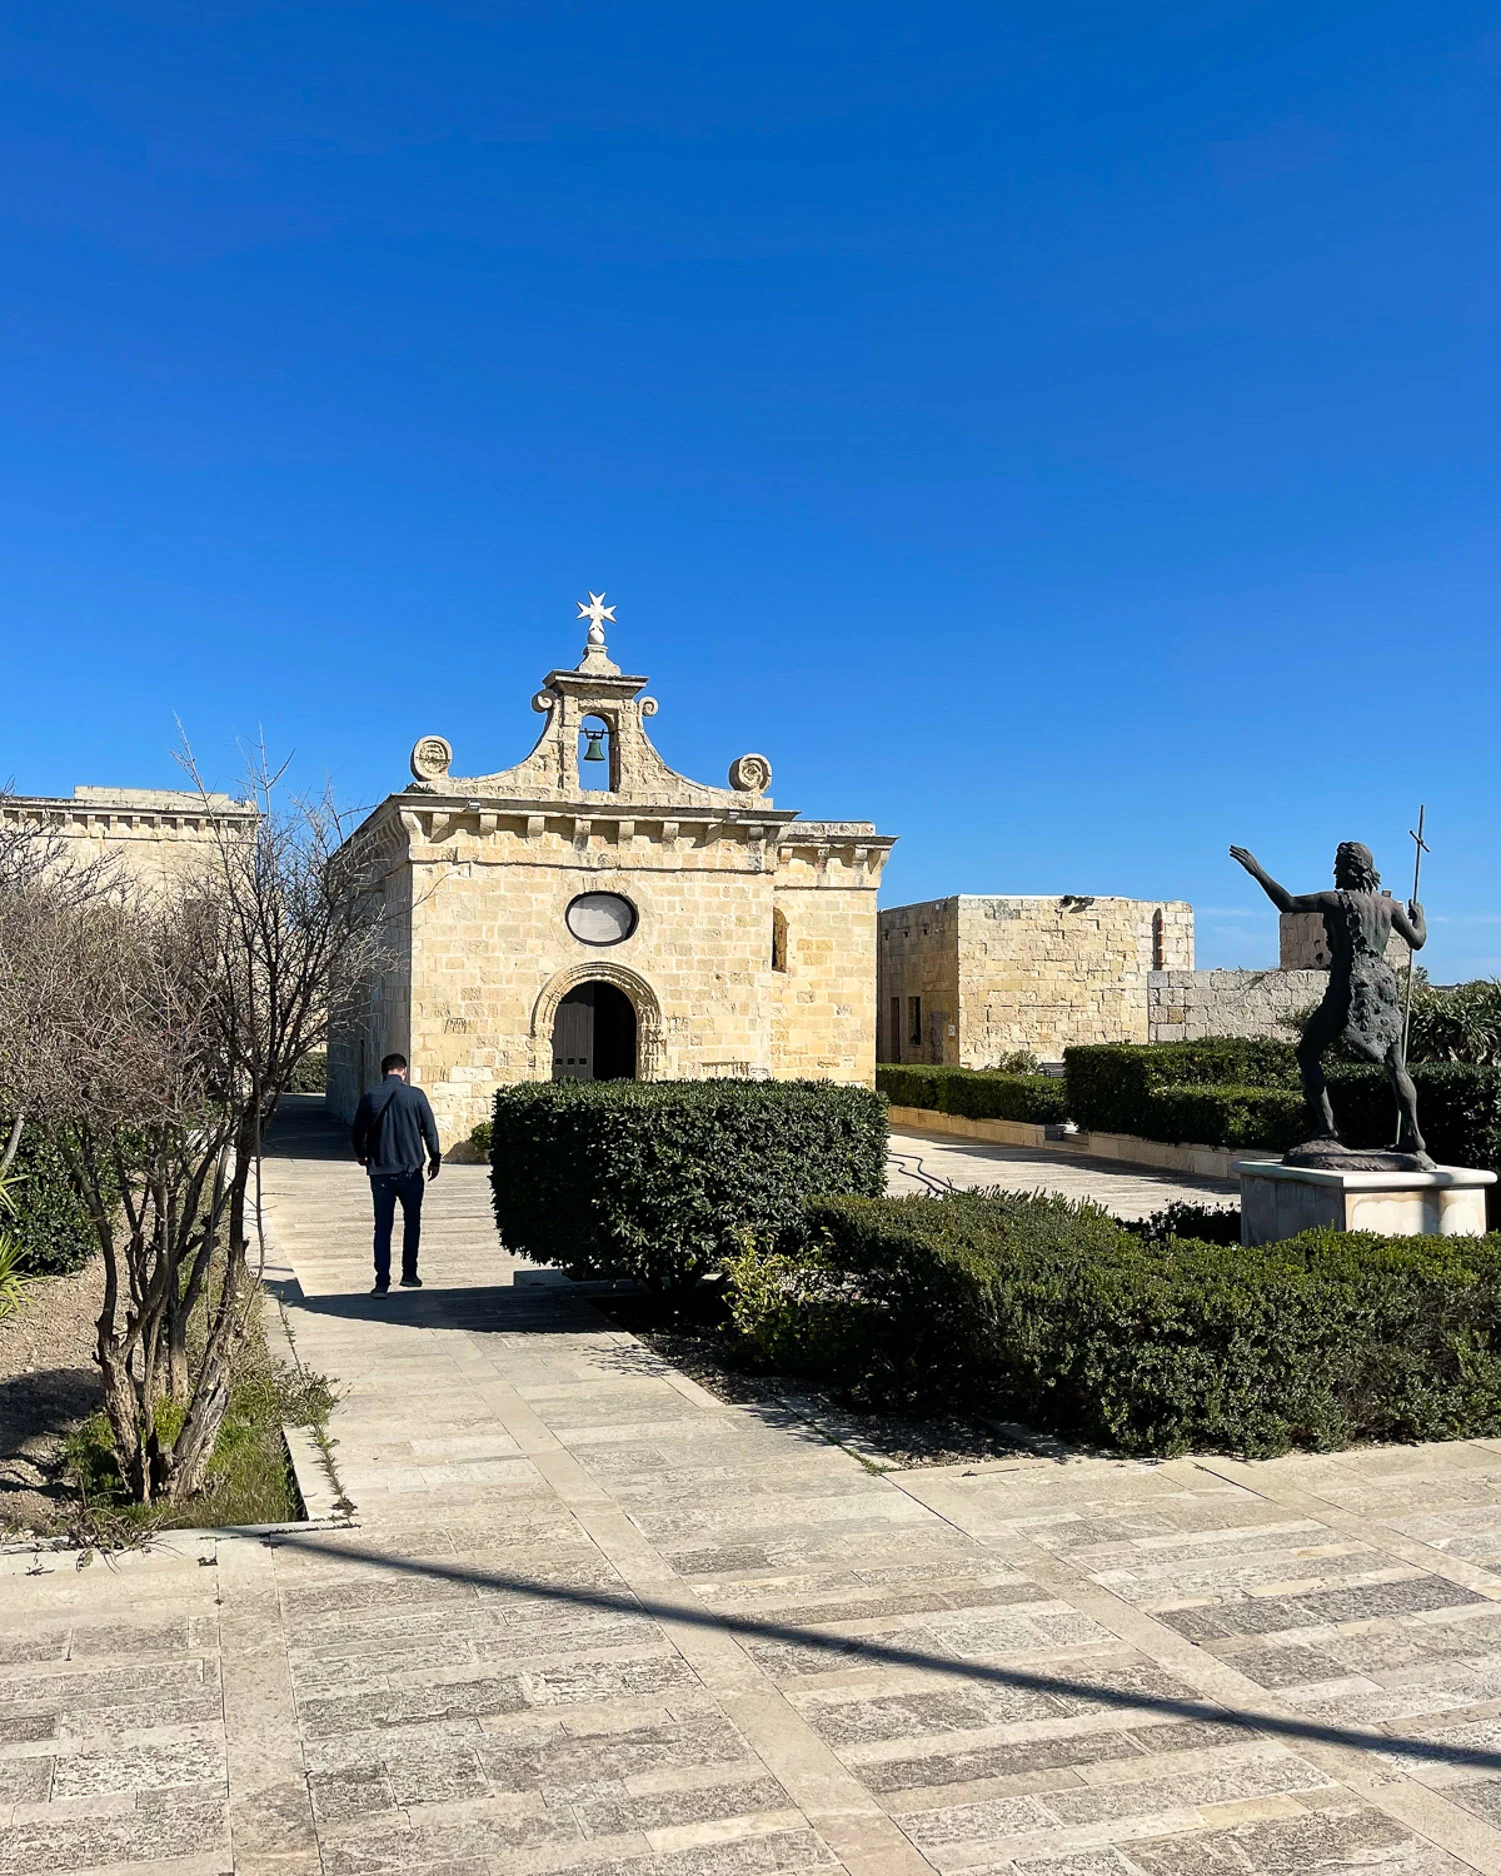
top-left (908, 996), bottom-right (922, 1047)
top-left (771, 907), bottom-right (788, 973)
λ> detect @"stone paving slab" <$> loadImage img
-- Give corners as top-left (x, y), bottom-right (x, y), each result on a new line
top-left (887, 1128), bottom-right (1237, 1217)
top-left (10, 1096), bottom-right (1501, 1874)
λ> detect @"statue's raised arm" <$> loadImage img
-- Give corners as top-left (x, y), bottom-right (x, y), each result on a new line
top-left (1228, 846), bottom-right (1331, 916)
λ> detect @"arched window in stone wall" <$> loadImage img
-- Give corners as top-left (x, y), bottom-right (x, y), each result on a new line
top-left (771, 906), bottom-right (789, 973)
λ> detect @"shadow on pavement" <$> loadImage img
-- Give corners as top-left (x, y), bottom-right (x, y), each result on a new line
top-left (263, 1093), bottom-right (354, 1162)
top-left (269, 1531), bottom-right (1501, 1778)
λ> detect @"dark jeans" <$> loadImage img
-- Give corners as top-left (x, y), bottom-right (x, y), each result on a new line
top-left (370, 1170), bottom-right (424, 1286)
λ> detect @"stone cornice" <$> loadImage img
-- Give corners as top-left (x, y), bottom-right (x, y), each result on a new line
top-left (1, 793), bottom-right (258, 833)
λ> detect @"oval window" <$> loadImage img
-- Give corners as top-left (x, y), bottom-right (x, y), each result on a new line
top-left (565, 892), bottom-right (638, 947)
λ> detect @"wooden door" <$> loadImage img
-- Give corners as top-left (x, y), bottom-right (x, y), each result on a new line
top-left (552, 986), bottom-right (594, 1079)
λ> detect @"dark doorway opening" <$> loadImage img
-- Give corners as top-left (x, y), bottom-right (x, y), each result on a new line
top-left (551, 982), bottom-right (637, 1082)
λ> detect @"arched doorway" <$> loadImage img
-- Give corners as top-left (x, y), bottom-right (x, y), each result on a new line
top-left (551, 980), bottom-right (638, 1081)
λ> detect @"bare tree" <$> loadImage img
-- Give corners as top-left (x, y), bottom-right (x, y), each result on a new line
top-left (0, 761), bottom-right (388, 1503)
top-left (0, 791), bottom-right (121, 1175)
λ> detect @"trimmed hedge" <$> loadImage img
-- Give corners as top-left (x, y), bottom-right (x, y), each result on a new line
top-left (0, 1117), bottom-right (98, 1277)
top-left (489, 1079), bottom-right (887, 1289)
top-left (1326, 1063), bottom-right (1501, 1175)
top-left (1064, 1040), bottom-right (1300, 1136)
top-left (726, 1188), bottom-right (1501, 1457)
top-left (1063, 1043), bottom-right (1501, 1170)
top-left (876, 1063), bottom-right (1068, 1126)
top-left (1140, 1084), bottom-right (1304, 1151)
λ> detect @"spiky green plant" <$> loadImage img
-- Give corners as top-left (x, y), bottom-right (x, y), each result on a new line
top-left (0, 1167), bottom-right (32, 1324)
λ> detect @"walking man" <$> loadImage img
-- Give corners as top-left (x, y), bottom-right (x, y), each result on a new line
top-left (351, 1053), bottom-right (443, 1295)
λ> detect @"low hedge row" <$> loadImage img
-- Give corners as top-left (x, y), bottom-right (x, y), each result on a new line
top-left (724, 1189), bottom-right (1501, 1457)
top-left (489, 1078), bottom-right (887, 1289)
top-left (1063, 1040), bottom-right (1300, 1135)
top-left (1062, 1044), bottom-right (1501, 1165)
top-left (1121, 1084), bottom-right (1305, 1151)
top-left (876, 1064), bottom-right (1068, 1126)
top-left (1326, 1062), bottom-right (1501, 1175)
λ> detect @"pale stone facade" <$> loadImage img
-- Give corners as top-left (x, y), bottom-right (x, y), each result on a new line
top-left (1146, 967), bottom-right (1325, 1045)
top-left (1279, 909), bottom-right (1409, 971)
top-left (0, 786), bottom-right (258, 893)
top-left (327, 612), bottom-right (896, 1141)
top-left (879, 894), bottom-right (1193, 1066)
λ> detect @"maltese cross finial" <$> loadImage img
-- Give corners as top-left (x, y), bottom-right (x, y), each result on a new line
top-left (577, 591), bottom-right (615, 646)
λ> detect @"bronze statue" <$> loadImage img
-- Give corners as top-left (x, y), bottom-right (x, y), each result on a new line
top-left (1229, 842), bottom-right (1430, 1168)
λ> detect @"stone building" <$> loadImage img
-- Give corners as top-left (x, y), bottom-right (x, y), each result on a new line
top-left (1145, 910), bottom-right (1409, 1045)
top-left (879, 894), bottom-right (1194, 1066)
top-left (326, 602), bottom-right (897, 1141)
top-left (0, 786), bottom-right (258, 892)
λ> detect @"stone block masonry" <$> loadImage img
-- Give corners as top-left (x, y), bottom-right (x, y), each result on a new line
top-left (0, 786), bottom-right (258, 894)
top-left (1148, 967), bottom-right (1329, 1044)
top-left (327, 609), bottom-right (896, 1140)
top-left (880, 894), bottom-right (1192, 1065)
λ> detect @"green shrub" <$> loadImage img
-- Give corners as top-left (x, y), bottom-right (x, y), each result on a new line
top-left (877, 1063), bottom-right (1068, 1126)
top-left (725, 1189), bottom-right (1501, 1457)
top-left (1326, 1063), bottom-right (1501, 1171)
top-left (1144, 1083), bottom-right (1305, 1151)
top-left (1407, 979), bottom-right (1501, 1067)
top-left (488, 1079), bottom-right (888, 1289)
top-left (0, 1116), bottom-right (98, 1277)
top-left (1061, 1047), bottom-right (1501, 1173)
top-left (1064, 1040), bottom-right (1299, 1135)
top-left (285, 1050), bottom-right (327, 1094)
top-left (0, 1168), bottom-right (30, 1325)
top-left (469, 1120), bottom-right (492, 1156)
top-left (1124, 1199), bottom-right (1242, 1247)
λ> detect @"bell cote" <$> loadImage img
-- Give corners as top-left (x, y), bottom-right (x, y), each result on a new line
top-left (407, 595), bottom-right (774, 812)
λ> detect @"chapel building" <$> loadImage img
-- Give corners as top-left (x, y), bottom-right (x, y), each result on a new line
top-left (327, 603), bottom-right (897, 1141)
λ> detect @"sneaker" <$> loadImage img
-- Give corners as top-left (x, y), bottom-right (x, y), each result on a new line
top-left (370, 1283), bottom-right (389, 1297)
top-left (399, 1274), bottom-right (423, 1289)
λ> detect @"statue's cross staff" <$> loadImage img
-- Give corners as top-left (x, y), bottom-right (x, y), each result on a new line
top-left (1402, 804), bottom-right (1429, 1057)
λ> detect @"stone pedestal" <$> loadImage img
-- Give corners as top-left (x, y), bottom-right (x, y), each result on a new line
top-left (1239, 1160), bottom-right (1495, 1246)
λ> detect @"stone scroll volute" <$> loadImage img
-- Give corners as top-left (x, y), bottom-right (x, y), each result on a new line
top-left (729, 754), bottom-right (772, 796)
top-left (409, 735), bottom-right (453, 783)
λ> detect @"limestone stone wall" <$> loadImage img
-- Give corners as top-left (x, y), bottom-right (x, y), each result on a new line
top-left (407, 819), bottom-right (775, 1135)
top-left (328, 808), bottom-right (890, 1142)
top-left (1147, 968), bottom-right (1327, 1045)
top-left (326, 623), bottom-right (896, 1142)
top-left (771, 832), bottom-right (882, 1084)
top-left (0, 787), bottom-right (257, 895)
top-left (1280, 910), bottom-right (1410, 970)
top-left (875, 898), bottom-right (963, 1064)
top-left (879, 895), bottom-right (1193, 1065)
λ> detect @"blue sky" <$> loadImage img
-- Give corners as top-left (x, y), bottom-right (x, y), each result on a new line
top-left (3, 3), bottom-right (1500, 975)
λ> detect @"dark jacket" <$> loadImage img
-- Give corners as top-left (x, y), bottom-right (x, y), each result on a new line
top-left (351, 1076), bottom-right (442, 1176)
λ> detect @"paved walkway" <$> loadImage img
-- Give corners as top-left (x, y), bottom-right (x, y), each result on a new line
top-left (887, 1128), bottom-right (1237, 1217)
top-left (10, 1100), bottom-right (1501, 1875)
